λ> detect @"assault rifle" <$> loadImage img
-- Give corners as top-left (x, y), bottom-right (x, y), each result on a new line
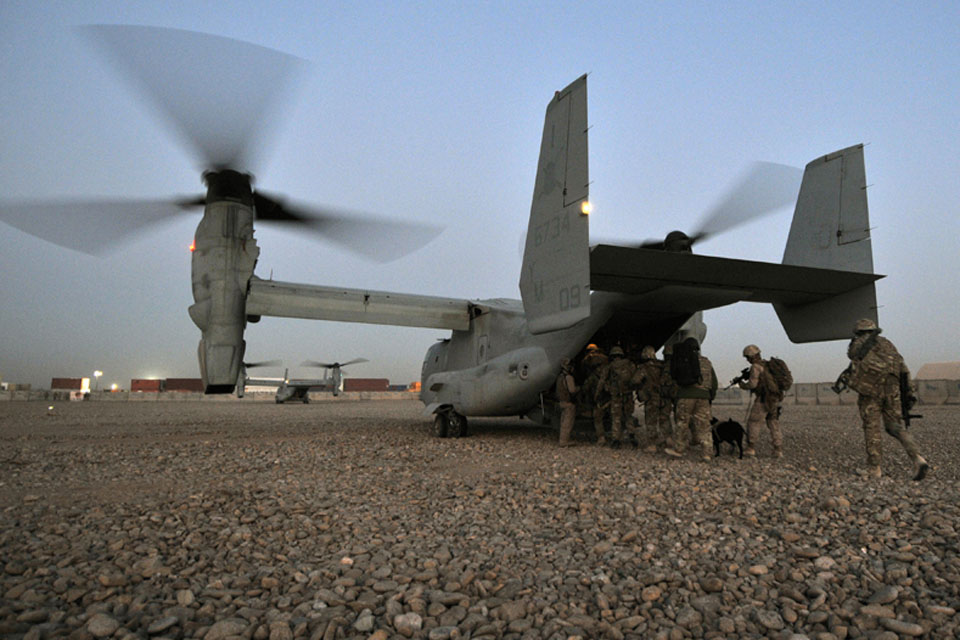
top-left (900, 372), bottom-right (923, 428)
top-left (830, 366), bottom-right (851, 394)
top-left (725, 367), bottom-right (750, 390)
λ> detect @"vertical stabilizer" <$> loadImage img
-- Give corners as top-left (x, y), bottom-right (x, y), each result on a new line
top-left (775, 144), bottom-right (880, 341)
top-left (519, 75), bottom-right (591, 334)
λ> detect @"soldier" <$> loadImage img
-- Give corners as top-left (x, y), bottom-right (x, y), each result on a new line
top-left (597, 346), bottom-right (638, 447)
top-left (738, 344), bottom-right (783, 458)
top-left (555, 358), bottom-right (579, 447)
top-left (664, 337), bottom-right (717, 461)
top-left (659, 343), bottom-right (678, 447)
top-left (631, 345), bottom-right (666, 453)
top-left (580, 344), bottom-right (609, 445)
top-left (843, 318), bottom-right (928, 480)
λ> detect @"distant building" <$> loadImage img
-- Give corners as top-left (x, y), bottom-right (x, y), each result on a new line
top-left (916, 362), bottom-right (960, 380)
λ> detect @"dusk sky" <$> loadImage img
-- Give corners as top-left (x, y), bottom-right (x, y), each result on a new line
top-left (2, 1), bottom-right (958, 391)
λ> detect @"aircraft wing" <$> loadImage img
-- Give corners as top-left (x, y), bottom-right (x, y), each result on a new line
top-left (245, 276), bottom-right (471, 330)
top-left (590, 244), bottom-right (881, 313)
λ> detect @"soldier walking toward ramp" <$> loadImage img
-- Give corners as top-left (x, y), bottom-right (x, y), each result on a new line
top-left (665, 338), bottom-right (717, 461)
top-left (555, 358), bottom-right (579, 447)
top-left (659, 344), bottom-right (678, 448)
top-left (738, 344), bottom-right (785, 458)
top-left (839, 318), bottom-right (928, 480)
top-left (632, 345), bottom-right (667, 453)
top-left (580, 344), bottom-right (609, 446)
top-left (597, 346), bottom-right (638, 448)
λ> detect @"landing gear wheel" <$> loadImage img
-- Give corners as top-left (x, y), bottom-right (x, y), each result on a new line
top-left (302, 397), bottom-right (310, 404)
top-left (448, 412), bottom-right (468, 438)
top-left (433, 414), bottom-right (450, 438)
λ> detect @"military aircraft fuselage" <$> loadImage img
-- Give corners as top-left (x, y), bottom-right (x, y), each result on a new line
top-left (419, 292), bottom-right (696, 418)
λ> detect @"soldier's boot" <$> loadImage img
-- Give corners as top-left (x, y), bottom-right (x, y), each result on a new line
top-left (913, 456), bottom-right (929, 481)
top-left (663, 447), bottom-right (683, 458)
top-left (643, 443), bottom-right (658, 454)
top-left (593, 413), bottom-right (606, 446)
top-left (701, 443), bottom-right (712, 462)
top-left (744, 448), bottom-right (757, 458)
top-left (772, 447), bottom-right (783, 459)
top-left (866, 465), bottom-right (882, 478)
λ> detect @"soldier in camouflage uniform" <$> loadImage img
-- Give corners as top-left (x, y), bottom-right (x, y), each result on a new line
top-left (844, 318), bottom-right (928, 480)
top-left (659, 343), bottom-right (678, 448)
top-left (664, 338), bottom-right (718, 461)
top-left (739, 344), bottom-right (783, 458)
top-left (580, 344), bottom-right (609, 446)
top-left (555, 358), bottom-right (579, 447)
top-left (631, 345), bottom-right (667, 453)
top-left (597, 346), bottom-right (638, 448)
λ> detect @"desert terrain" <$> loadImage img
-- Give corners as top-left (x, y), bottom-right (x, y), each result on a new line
top-left (1, 400), bottom-right (958, 639)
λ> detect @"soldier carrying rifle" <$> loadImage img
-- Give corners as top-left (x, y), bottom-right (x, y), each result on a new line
top-left (835, 318), bottom-right (928, 480)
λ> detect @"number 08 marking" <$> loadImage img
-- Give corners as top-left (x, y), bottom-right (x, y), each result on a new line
top-left (559, 284), bottom-right (582, 311)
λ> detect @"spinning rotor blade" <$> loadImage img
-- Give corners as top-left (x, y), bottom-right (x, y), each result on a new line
top-left (81, 25), bottom-right (306, 171)
top-left (255, 192), bottom-right (442, 263)
top-left (301, 360), bottom-right (334, 369)
top-left (338, 357), bottom-right (369, 368)
top-left (0, 198), bottom-right (196, 256)
top-left (689, 161), bottom-right (802, 244)
top-left (607, 161), bottom-right (802, 251)
top-left (243, 359), bottom-right (282, 369)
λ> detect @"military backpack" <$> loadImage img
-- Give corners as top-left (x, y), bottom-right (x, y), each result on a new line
top-left (762, 357), bottom-right (793, 398)
top-left (670, 340), bottom-right (702, 387)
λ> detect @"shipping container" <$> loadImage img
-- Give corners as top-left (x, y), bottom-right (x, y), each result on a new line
top-left (164, 378), bottom-right (205, 392)
top-left (343, 378), bottom-right (389, 392)
top-left (51, 377), bottom-right (84, 390)
top-left (131, 379), bottom-right (165, 392)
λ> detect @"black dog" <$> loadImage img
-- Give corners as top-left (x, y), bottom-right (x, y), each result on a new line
top-left (711, 417), bottom-right (745, 458)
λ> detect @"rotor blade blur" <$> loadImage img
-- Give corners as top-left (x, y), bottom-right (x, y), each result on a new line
top-left (692, 162), bottom-right (802, 243)
top-left (255, 192), bottom-right (444, 263)
top-left (340, 358), bottom-right (369, 367)
top-left (0, 198), bottom-right (193, 256)
top-left (301, 360), bottom-right (334, 368)
top-left (80, 25), bottom-right (307, 171)
top-left (591, 235), bottom-right (664, 250)
top-left (244, 359), bottom-right (283, 368)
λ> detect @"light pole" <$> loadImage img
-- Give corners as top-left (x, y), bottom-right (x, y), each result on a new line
top-left (94, 370), bottom-right (103, 392)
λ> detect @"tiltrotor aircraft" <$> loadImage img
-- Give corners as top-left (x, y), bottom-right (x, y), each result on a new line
top-left (0, 27), bottom-right (882, 438)
top-left (239, 358), bottom-right (368, 403)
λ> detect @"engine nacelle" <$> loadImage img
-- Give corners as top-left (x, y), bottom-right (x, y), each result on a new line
top-left (188, 193), bottom-right (259, 393)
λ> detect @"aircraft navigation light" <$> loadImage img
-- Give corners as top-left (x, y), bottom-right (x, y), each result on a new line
top-left (189, 240), bottom-right (195, 252)
top-left (580, 200), bottom-right (592, 215)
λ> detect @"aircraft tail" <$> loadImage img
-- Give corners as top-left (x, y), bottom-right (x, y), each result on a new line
top-left (774, 144), bottom-right (880, 342)
top-left (519, 75), bottom-right (591, 334)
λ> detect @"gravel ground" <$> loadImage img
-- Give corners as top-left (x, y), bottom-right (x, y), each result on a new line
top-left (1, 399), bottom-right (958, 640)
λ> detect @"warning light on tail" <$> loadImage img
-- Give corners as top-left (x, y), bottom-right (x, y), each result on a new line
top-left (580, 200), bottom-right (592, 215)
top-left (189, 240), bottom-right (195, 252)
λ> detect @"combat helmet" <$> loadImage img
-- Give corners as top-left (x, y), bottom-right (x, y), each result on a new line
top-left (854, 318), bottom-right (880, 334)
top-left (743, 344), bottom-right (761, 358)
top-left (586, 343), bottom-right (600, 353)
top-left (610, 345), bottom-right (625, 357)
top-left (641, 345), bottom-right (657, 360)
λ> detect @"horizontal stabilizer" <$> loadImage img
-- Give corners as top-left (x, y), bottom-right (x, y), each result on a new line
top-left (246, 277), bottom-right (471, 330)
top-left (590, 245), bottom-right (881, 311)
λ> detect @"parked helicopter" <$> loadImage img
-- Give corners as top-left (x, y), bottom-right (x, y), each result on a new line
top-left (0, 27), bottom-right (882, 439)
top-left (239, 358), bottom-right (368, 403)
